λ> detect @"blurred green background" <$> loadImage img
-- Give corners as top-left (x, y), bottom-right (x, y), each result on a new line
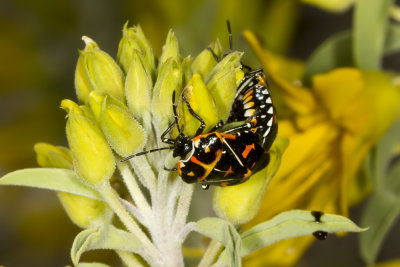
top-left (0, 0), bottom-right (399, 266)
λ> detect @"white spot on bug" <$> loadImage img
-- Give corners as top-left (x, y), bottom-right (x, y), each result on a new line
top-left (266, 97), bottom-right (272, 104)
top-left (244, 109), bottom-right (255, 117)
top-left (267, 117), bottom-right (273, 127)
top-left (261, 115), bottom-right (267, 119)
top-left (263, 127), bottom-right (271, 137)
top-left (260, 105), bottom-right (266, 108)
top-left (194, 139), bottom-right (200, 147)
top-left (262, 89), bottom-right (269, 95)
top-left (180, 162), bottom-right (186, 168)
top-left (267, 107), bottom-right (273, 114)
top-left (244, 102), bottom-right (254, 109)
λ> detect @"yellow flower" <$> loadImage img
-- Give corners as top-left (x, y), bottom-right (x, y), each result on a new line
top-left (301, 0), bottom-right (355, 13)
top-left (242, 31), bottom-right (400, 266)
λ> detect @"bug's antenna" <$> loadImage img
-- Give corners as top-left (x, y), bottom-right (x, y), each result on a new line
top-left (120, 146), bottom-right (173, 162)
top-left (227, 20), bottom-right (233, 52)
top-left (172, 91), bottom-right (181, 133)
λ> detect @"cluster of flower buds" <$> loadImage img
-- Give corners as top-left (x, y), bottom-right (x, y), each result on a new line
top-left (65, 23), bottom-right (244, 190)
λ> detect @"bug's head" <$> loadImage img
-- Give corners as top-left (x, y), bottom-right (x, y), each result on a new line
top-left (173, 134), bottom-right (193, 159)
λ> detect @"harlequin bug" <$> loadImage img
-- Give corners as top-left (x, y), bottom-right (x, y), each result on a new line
top-left (122, 91), bottom-right (272, 190)
top-left (121, 21), bottom-right (277, 189)
top-left (208, 21), bottom-right (278, 151)
top-left (224, 68), bottom-right (278, 151)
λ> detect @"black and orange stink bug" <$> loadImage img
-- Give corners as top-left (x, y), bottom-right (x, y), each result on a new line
top-left (122, 69), bottom-right (277, 190)
top-left (121, 21), bottom-right (277, 189)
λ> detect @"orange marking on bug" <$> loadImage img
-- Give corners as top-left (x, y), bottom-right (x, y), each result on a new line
top-left (243, 95), bottom-right (253, 104)
top-left (224, 166), bottom-right (234, 177)
top-left (243, 89), bottom-right (253, 100)
top-left (240, 169), bottom-right (252, 182)
top-left (196, 148), bottom-right (223, 182)
top-left (221, 181), bottom-right (229, 187)
top-left (257, 76), bottom-right (267, 86)
top-left (177, 162), bottom-right (182, 175)
top-left (193, 132), bottom-right (210, 142)
top-left (251, 161), bottom-right (256, 169)
top-left (190, 156), bottom-right (202, 165)
top-left (221, 133), bottom-right (237, 140)
top-left (205, 146), bottom-right (211, 153)
top-left (244, 102), bottom-right (255, 109)
top-left (251, 118), bottom-right (257, 126)
top-left (242, 144), bottom-right (255, 158)
top-left (187, 171), bottom-right (195, 176)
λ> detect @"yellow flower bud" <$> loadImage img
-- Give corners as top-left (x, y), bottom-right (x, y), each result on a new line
top-left (34, 142), bottom-right (73, 169)
top-left (204, 51), bottom-right (243, 82)
top-left (60, 99), bottom-right (84, 116)
top-left (213, 138), bottom-right (288, 225)
top-left (33, 143), bottom-right (112, 228)
top-left (182, 55), bottom-right (193, 86)
top-left (205, 52), bottom-right (243, 121)
top-left (158, 29), bottom-right (180, 68)
top-left (80, 36), bottom-right (125, 102)
top-left (123, 23), bottom-right (157, 81)
top-left (152, 57), bottom-right (183, 126)
top-left (124, 50), bottom-right (152, 123)
top-left (57, 192), bottom-right (112, 228)
top-left (117, 35), bottom-right (141, 75)
top-left (179, 74), bottom-right (219, 136)
top-left (192, 40), bottom-right (223, 78)
top-left (87, 91), bottom-right (129, 122)
top-left (74, 52), bottom-right (92, 103)
top-left (99, 96), bottom-right (147, 157)
top-left (65, 102), bottom-right (115, 188)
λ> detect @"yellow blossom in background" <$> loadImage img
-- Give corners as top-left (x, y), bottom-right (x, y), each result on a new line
top-left (242, 31), bottom-right (400, 266)
top-left (301, 0), bottom-right (355, 13)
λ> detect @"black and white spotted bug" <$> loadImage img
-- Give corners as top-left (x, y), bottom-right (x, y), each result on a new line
top-left (224, 68), bottom-right (278, 151)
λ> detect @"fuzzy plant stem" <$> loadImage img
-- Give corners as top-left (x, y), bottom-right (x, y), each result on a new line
top-left (118, 161), bottom-right (152, 222)
top-left (98, 182), bottom-right (162, 265)
top-left (198, 240), bottom-right (223, 267)
top-left (151, 170), bottom-right (185, 267)
top-left (117, 250), bottom-right (144, 267)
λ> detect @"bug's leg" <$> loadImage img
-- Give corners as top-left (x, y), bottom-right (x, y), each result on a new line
top-left (227, 20), bottom-right (233, 53)
top-left (201, 184), bottom-right (210, 190)
top-left (164, 166), bottom-right (177, 171)
top-left (223, 122), bottom-right (253, 133)
top-left (182, 95), bottom-right (206, 136)
top-left (241, 63), bottom-right (252, 71)
top-left (210, 120), bottom-right (224, 132)
top-left (172, 91), bottom-right (181, 132)
top-left (207, 47), bottom-right (219, 62)
top-left (161, 121), bottom-right (177, 145)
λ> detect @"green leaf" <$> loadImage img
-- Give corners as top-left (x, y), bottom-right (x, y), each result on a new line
top-left (359, 120), bottom-right (400, 265)
top-left (302, 31), bottom-right (352, 86)
top-left (0, 168), bottom-right (101, 200)
top-left (303, 23), bottom-right (400, 86)
top-left (353, 0), bottom-right (394, 70)
top-left (240, 210), bottom-right (366, 258)
top-left (197, 217), bottom-right (242, 267)
top-left (71, 224), bottom-right (142, 266)
top-left (360, 188), bottom-right (400, 264)
top-left (384, 24), bottom-right (400, 55)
